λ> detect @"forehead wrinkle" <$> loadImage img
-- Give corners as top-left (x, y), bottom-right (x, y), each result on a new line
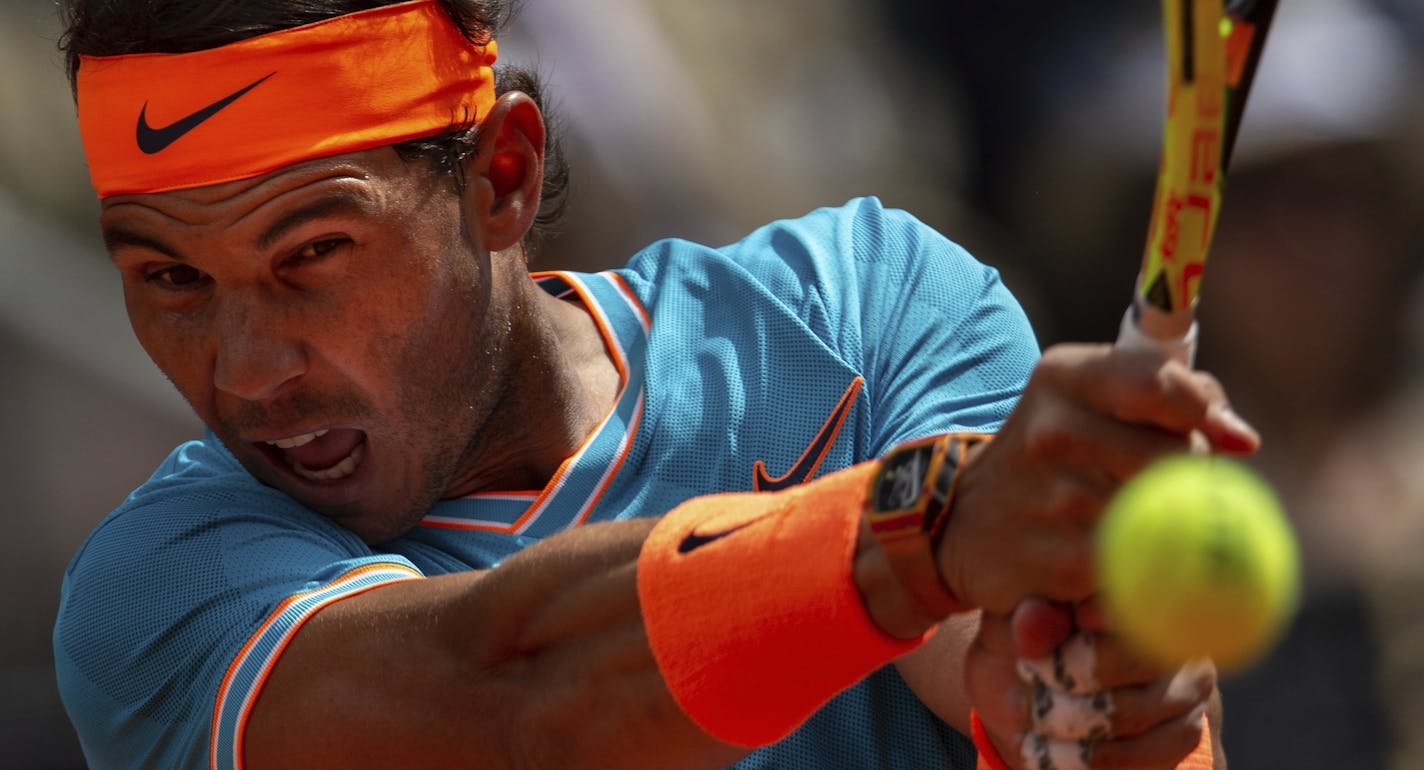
top-left (216, 159), bottom-right (393, 246)
top-left (101, 225), bottom-right (187, 262)
top-left (99, 198), bottom-right (200, 262)
top-left (255, 190), bottom-right (379, 252)
top-left (100, 158), bottom-right (385, 257)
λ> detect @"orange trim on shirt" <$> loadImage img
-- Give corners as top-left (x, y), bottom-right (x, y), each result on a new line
top-left (210, 563), bottom-right (421, 770)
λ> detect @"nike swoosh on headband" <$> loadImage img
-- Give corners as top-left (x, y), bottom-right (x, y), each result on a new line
top-left (135, 73), bottom-right (275, 155)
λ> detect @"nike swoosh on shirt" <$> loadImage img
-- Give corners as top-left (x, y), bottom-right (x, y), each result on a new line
top-left (135, 73), bottom-right (275, 154)
top-left (751, 376), bottom-right (863, 492)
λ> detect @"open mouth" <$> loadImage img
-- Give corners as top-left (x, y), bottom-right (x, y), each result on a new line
top-left (260, 427), bottom-right (368, 483)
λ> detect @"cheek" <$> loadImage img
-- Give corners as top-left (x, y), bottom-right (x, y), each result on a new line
top-left (124, 295), bottom-right (213, 405)
top-left (328, 261), bottom-right (486, 397)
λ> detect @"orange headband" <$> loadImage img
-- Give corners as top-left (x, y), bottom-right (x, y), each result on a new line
top-left (76, 0), bottom-right (498, 198)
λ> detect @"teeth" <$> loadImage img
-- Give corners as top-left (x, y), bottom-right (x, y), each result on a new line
top-left (267, 428), bottom-right (329, 449)
top-left (289, 442), bottom-right (365, 482)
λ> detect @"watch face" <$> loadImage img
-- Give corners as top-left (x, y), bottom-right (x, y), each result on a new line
top-left (873, 440), bottom-right (935, 514)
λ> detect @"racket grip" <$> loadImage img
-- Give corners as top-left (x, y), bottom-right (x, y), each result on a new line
top-left (1115, 304), bottom-right (1197, 367)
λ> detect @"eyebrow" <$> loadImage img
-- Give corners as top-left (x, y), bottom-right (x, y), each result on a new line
top-left (102, 227), bottom-right (186, 262)
top-left (100, 189), bottom-right (376, 261)
top-left (257, 192), bottom-right (375, 251)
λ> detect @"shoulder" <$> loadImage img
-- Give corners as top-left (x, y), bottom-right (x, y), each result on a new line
top-left (624, 197), bottom-right (962, 288)
top-left (620, 198), bottom-right (1003, 336)
top-left (71, 434), bottom-right (349, 559)
top-left (54, 434), bottom-right (390, 766)
top-left (57, 436), bottom-right (368, 644)
top-left (65, 434), bottom-right (369, 586)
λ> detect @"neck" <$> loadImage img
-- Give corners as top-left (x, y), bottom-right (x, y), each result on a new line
top-left (442, 274), bottom-right (619, 497)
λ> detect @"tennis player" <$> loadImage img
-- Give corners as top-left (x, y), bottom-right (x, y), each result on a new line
top-left (53, 1), bottom-right (1253, 767)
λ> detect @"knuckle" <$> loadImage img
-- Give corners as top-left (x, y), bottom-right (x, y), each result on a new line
top-left (1108, 364), bottom-right (1169, 421)
top-left (1022, 418), bottom-right (1084, 465)
top-left (1187, 369), bottom-right (1227, 401)
top-left (1034, 343), bottom-right (1107, 387)
top-left (1172, 660), bottom-right (1217, 703)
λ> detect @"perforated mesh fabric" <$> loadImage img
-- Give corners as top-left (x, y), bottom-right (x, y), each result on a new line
top-left (742, 668), bottom-right (979, 769)
top-left (54, 441), bottom-right (408, 769)
top-left (619, 197), bottom-right (1035, 509)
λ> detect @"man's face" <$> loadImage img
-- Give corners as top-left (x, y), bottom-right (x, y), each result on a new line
top-left (101, 148), bottom-right (515, 542)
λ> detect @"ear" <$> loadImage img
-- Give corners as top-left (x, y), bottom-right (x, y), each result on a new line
top-left (462, 91), bottom-right (546, 253)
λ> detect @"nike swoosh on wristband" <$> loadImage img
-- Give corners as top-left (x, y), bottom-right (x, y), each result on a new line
top-left (677, 519), bottom-right (760, 554)
top-left (135, 73), bottom-right (275, 154)
top-left (752, 376), bottom-right (863, 492)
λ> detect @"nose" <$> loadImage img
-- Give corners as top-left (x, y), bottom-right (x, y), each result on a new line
top-left (211, 291), bottom-right (307, 402)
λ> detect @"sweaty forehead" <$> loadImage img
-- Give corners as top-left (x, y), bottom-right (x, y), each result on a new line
top-left (96, 148), bottom-right (433, 249)
top-left (98, 148), bottom-right (410, 216)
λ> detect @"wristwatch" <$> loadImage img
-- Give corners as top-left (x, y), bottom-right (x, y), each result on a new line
top-left (864, 433), bottom-right (989, 617)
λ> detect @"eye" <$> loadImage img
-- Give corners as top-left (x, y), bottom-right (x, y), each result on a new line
top-left (292, 237), bottom-right (349, 263)
top-left (145, 263), bottom-right (210, 291)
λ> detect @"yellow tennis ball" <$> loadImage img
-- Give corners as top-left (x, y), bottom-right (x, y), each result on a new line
top-left (1097, 454), bottom-right (1300, 672)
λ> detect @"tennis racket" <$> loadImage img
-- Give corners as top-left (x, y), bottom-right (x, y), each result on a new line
top-left (1116, 0), bottom-right (1278, 364)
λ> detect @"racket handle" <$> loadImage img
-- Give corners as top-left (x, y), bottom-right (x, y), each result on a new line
top-left (1116, 303), bottom-right (1198, 368)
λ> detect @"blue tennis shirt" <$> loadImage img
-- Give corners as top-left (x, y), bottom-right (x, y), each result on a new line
top-left (55, 197), bottom-right (1039, 769)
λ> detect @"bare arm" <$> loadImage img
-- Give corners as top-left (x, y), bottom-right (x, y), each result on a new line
top-left (246, 509), bottom-right (947, 769)
top-left (894, 613), bottom-right (981, 738)
top-left (245, 518), bottom-right (745, 769)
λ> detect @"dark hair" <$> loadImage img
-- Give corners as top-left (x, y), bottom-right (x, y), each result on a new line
top-left (59, 0), bottom-right (568, 248)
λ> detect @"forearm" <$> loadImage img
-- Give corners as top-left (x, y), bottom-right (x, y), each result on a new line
top-left (247, 517), bottom-right (746, 769)
top-left (247, 464), bottom-right (948, 769)
top-left (893, 612), bottom-right (981, 736)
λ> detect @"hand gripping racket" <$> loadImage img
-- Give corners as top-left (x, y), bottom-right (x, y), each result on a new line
top-left (1116, 0), bottom-right (1278, 364)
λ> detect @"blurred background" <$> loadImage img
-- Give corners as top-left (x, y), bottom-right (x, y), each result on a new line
top-left (3, 0), bottom-right (1422, 767)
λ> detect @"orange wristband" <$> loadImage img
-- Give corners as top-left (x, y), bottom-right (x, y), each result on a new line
top-left (637, 461), bottom-right (929, 747)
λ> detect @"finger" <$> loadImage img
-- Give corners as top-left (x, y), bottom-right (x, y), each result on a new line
top-left (965, 621), bottom-right (1032, 744)
top-left (1020, 661), bottom-right (1213, 747)
top-left (1073, 595), bottom-right (1106, 632)
top-left (1021, 402), bottom-right (1195, 486)
top-left (1016, 631), bottom-right (1102, 694)
top-left (1036, 345), bottom-right (1254, 448)
top-left (1075, 633), bottom-right (1174, 691)
top-left (1016, 620), bottom-right (1178, 692)
top-left (1025, 676), bottom-right (1113, 740)
top-left (1105, 660), bottom-right (1216, 739)
top-left (1188, 428), bottom-right (1212, 456)
top-left (1016, 631), bottom-right (1191, 698)
top-left (970, 629), bottom-right (1211, 768)
top-left (1019, 734), bottom-right (1093, 770)
top-left (1011, 597), bottom-right (1074, 660)
top-left (1088, 706), bottom-right (1210, 770)
top-left (1202, 402), bottom-right (1261, 455)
